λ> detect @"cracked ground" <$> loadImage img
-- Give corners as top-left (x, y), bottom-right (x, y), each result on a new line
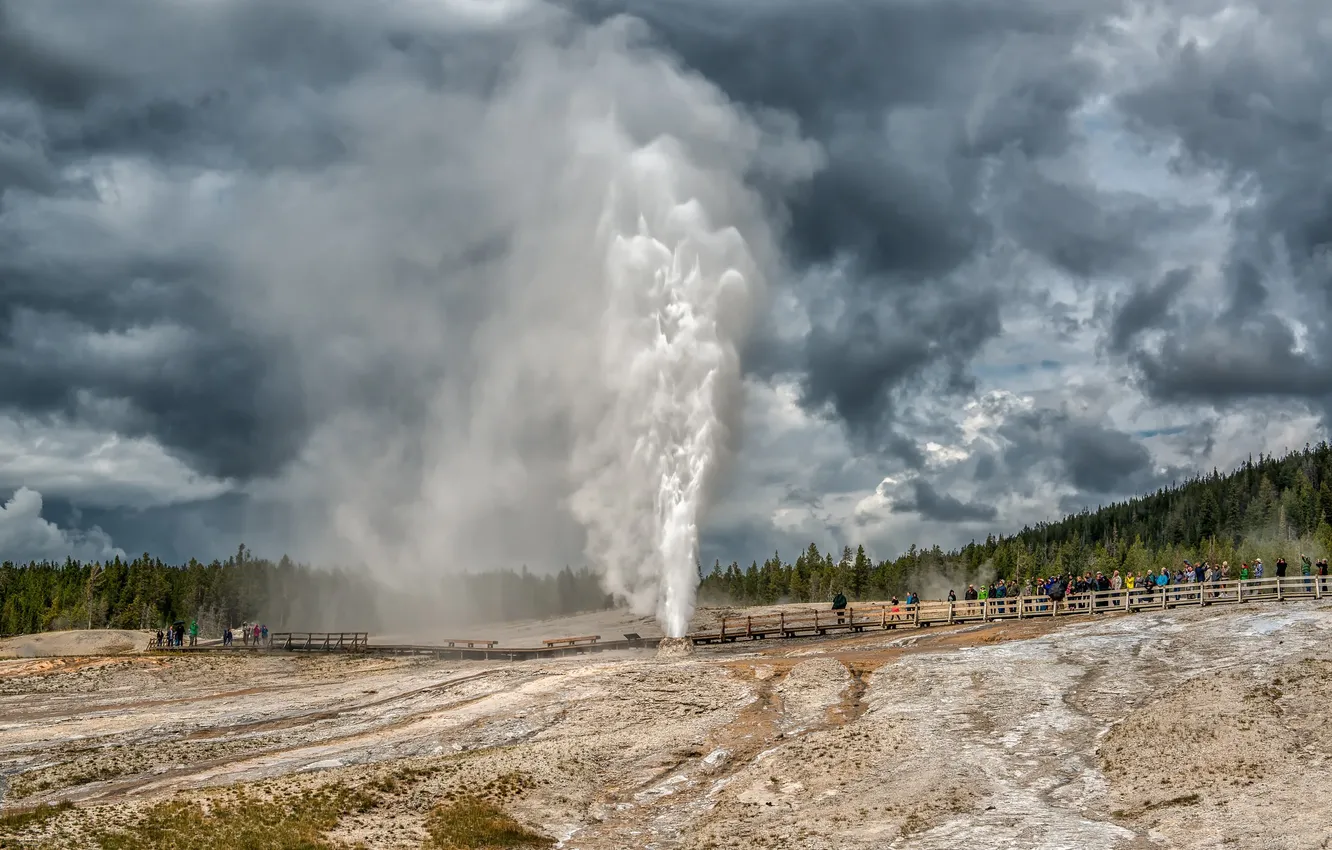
top-left (3, 601), bottom-right (1332, 849)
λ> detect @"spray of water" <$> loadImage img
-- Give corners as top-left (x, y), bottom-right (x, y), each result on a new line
top-left (218, 13), bottom-right (820, 638)
top-left (572, 142), bottom-right (759, 637)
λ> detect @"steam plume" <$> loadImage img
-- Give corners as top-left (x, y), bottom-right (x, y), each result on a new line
top-left (222, 10), bottom-right (818, 636)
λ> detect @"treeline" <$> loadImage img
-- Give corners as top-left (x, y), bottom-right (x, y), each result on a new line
top-left (7, 444), bottom-right (1332, 633)
top-left (699, 444), bottom-right (1332, 606)
top-left (0, 544), bottom-right (612, 637)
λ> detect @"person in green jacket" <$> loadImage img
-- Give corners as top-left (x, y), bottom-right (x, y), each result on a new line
top-left (189, 620), bottom-right (199, 647)
top-left (831, 591), bottom-right (847, 624)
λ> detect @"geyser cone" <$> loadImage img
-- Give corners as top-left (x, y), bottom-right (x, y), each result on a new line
top-left (656, 636), bottom-right (695, 660)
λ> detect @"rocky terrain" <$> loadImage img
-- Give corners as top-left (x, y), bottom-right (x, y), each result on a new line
top-left (2, 601), bottom-right (1330, 848)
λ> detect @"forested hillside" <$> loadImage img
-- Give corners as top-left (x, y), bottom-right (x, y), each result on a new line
top-left (3, 445), bottom-right (1332, 635)
top-left (697, 444), bottom-right (1332, 605)
top-left (0, 544), bottom-right (612, 637)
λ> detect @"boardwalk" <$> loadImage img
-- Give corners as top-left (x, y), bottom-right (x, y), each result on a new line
top-left (146, 576), bottom-right (1328, 660)
top-left (689, 575), bottom-right (1330, 643)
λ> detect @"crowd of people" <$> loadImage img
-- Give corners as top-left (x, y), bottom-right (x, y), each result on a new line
top-left (154, 621), bottom-right (196, 647)
top-left (154, 622), bottom-right (269, 648)
top-left (825, 553), bottom-right (1332, 619)
top-left (949, 553), bottom-right (1330, 612)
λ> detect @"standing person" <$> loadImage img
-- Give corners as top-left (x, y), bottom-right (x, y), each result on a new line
top-left (1301, 555), bottom-right (1313, 590)
top-left (1276, 556), bottom-right (1288, 581)
top-left (1046, 575), bottom-right (1064, 612)
top-left (831, 590), bottom-right (847, 625)
top-left (189, 620), bottom-right (198, 647)
top-left (1254, 559), bottom-right (1265, 580)
top-left (260, 624), bottom-right (268, 646)
top-left (1111, 570), bottom-right (1123, 591)
top-left (947, 589), bottom-right (957, 604)
top-left (242, 625), bottom-right (249, 646)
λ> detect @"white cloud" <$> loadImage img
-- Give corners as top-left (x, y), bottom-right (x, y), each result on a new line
top-left (0, 487), bottom-right (124, 563)
top-left (0, 414), bottom-right (234, 510)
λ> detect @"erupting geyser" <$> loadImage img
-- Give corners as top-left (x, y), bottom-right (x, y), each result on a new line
top-left (570, 141), bottom-right (761, 639)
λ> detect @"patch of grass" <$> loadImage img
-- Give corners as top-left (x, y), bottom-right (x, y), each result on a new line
top-left (423, 798), bottom-right (551, 849)
top-left (0, 800), bottom-right (74, 835)
top-left (92, 786), bottom-right (377, 850)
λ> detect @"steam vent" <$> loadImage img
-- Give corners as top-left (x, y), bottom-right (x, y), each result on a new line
top-left (656, 636), bottom-right (695, 659)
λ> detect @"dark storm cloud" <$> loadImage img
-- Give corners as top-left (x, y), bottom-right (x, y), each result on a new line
top-left (5, 0), bottom-right (1328, 567)
top-left (1115, 1), bottom-right (1332, 411)
top-left (893, 479), bottom-right (997, 523)
top-left (578, 0), bottom-right (1154, 446)
top-left (995, 407), bottom-right (1175, 498)
top-left (801, 287), bottom-right (1002, 454)
top-left (0, 0), bottom-right (1172, 492)
top-left (1107, 266), bottom-right (1193, 353)
top-left (0, 4), bottom-right (106, 109)
top-left (1000, 176), bottom-right (1209, 279)
top-left (1135, 318), bottom-right (1332, 402)
top-left (0, 0), bottom-right (524, 481)
top-left (1059, 422), bottom-right (1153, 493)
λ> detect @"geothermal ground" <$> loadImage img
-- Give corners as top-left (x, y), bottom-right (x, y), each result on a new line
top-left (2, 602), bottom-right (1331, 849)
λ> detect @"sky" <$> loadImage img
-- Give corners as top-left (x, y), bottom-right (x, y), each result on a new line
top-left (1, 0), bottom-right (1330, 570)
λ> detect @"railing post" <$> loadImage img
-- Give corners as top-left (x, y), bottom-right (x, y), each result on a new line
top-left (1238, 581), bottom-right (1244, 603)
top-left (1318, 577), bottom-right (1324, 600)
top-left (720, 617), bottom-right (726, 640)
top-left (1018, 597), bottom-right (1024, 619)
top-left (881, 606), bottom-right (887, 628)
top-left (747, 616), bottom-right (752, 637)
top-left (780, 612), bottom-right (785, 634)
top-left (913, 604), bottom-right (920, 627)
top-left (1278, 578), bottom-right (1284, 601)
top-left (982, 599), bottom-right (988, 622)
top-left (947, 601), bottom-right (954, 624)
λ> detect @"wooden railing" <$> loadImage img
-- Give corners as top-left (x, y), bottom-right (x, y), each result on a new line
top-left (693, 576), bottom-right (1332, 642)
top-left (269, 632), bottom-right (368, 652)
top-left (542, 635), bottom-right (600, 647)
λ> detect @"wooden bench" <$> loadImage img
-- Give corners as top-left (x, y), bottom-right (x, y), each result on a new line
top-left (441, 639), bottom-right (499, 648)
top-left (542, 635), bottom-right (600, 647)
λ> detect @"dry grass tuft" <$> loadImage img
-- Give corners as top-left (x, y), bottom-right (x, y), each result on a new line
top-left (91, 786), bottom-right (376, 850)
top-left (0, 800), bottom-right (74, 837)
top-left (423, 798), bottom-right (551, 849)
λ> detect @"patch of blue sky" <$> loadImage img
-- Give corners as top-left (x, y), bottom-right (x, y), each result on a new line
top-left (1133, 425), bottom-right (1189, 439)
